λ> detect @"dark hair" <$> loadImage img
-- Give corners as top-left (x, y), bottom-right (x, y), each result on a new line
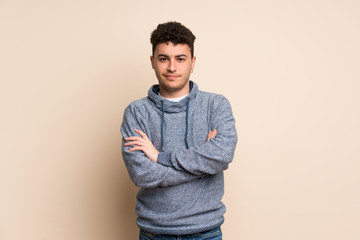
top-left (150, 21), bottom-right (196, 57)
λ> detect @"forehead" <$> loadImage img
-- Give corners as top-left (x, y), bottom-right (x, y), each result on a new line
top-left (154, 42), bottom-right (191, 56)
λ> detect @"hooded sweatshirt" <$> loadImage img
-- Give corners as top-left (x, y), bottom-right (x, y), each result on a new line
top-left (121, 81), bottom-right (237, 235)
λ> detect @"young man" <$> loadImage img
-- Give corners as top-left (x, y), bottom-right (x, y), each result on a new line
top-left (121, 21), bottom-right (237, 240)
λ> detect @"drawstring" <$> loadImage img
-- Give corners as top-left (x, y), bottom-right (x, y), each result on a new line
top-left (161, 100), bottom-right (165, 151)
top-left (185, 98), bottom-right (190, 149)
top-left (160, 98), bottom-right (190, 151)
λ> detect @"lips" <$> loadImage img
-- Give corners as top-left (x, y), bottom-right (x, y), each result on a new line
top-left (164, 75), bottom-right (179, 79)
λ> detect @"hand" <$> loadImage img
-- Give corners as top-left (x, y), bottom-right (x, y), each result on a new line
top-left (125, 129), bottom-right (159, 162)
top-left (207, 129), bottom-right (217, 142)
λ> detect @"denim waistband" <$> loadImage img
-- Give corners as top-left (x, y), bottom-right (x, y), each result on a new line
top-left (140, 226), bottom-right (222, 238)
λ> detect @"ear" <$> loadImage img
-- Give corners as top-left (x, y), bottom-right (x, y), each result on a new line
top-left (150, 56), bottom-right (155, 69)
top-left (191, 56), bottom-right (196, 71)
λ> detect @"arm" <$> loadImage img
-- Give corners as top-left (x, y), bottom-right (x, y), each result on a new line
top-left (121, 105), bottom-right (203, 188)
top-left (157, 96), bottom-right (237, 175)
top-left (125, 129), bottom-right (217, 162)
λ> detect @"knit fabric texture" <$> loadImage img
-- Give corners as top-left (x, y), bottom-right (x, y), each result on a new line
top-left (121, 81), bottom-right (237, 235)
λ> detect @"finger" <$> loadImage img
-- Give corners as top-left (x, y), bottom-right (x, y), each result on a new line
top-left (125, 140), bottom-right (144, 146)
top-left (207, 130), bottom-right (213, 142)
top-left (212, 129), bottom-right (218, 138)
top-left (127, 146), bottom-right (144, 152)
top-left (207, 131), bottom-right (211, 141)
top-left (209, 131), bottom-right (215, 138)
top-left (134, 129), bottom-right (149, 140)
top-left (207, 129), bottom-right (218, 141)
top-left (125, 136), bottom-right (142, 141)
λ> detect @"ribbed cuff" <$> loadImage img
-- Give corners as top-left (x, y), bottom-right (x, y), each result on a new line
top-left (157, 151), bottom-right (173, 167)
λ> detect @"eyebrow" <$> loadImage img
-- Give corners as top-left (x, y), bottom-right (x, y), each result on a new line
top-left (157, 54), bottom-right (188, 58)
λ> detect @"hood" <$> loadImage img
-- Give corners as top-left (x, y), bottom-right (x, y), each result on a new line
top-left (147, 81), bottom-right (198, 150)
top-left (147, 81), bottom-right (198, 113)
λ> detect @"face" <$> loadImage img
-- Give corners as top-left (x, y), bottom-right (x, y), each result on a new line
top-left (150, 42), bottom-right (196, 98)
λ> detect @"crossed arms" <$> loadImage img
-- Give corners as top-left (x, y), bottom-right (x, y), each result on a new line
top-left (121, 96), bottom-right (237, 188)
top-left (124, 128), bottom-right (217, 162)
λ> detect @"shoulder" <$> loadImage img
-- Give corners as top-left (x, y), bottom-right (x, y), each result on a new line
top-left (197, 90), bottom-right (231, 107)
top-left (123, 97), bottom-right (152, 117)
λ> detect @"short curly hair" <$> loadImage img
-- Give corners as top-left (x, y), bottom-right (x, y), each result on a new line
top-left (150, 21), bottom-right (196, 57)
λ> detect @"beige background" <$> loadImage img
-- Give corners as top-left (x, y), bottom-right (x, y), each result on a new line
top-left (1, 0), bottom-right (359, 239)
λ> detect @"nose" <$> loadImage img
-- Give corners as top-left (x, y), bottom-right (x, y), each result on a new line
top-left (167, 59), bottom-right (176, 72)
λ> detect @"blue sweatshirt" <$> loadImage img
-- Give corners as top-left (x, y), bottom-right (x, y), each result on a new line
top-left (121, 81), bottom-right (237, 235)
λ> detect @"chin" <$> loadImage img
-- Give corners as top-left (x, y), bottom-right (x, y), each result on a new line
top-left (162, 81), bottom-right (180, 88)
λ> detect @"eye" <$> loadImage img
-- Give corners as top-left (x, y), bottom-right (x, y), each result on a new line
top-left (159, 57), bottom-right (169, 62)
top-left (177, 57), bottom-right (185, 62)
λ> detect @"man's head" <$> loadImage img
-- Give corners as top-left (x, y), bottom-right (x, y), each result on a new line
top-left (150, 21), bottom-right (196, 58)
top-left (150, 22), bottom-right (196, 98)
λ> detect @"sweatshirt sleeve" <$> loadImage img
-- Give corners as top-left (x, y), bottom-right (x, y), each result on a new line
top-left (121, 104), bottom-right (202, 188)
top-left (157, 95), bottom-right (237, 175)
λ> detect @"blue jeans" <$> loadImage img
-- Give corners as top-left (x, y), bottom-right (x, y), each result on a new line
top-left (139, 227), bottom-right (222, 240)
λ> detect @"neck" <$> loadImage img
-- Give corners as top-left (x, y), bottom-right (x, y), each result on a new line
top-left (159, 83), bottom-right (190, 98)
top-left (159, 92), bottom-right (188, 102)
top-left (159, 91), bottom-right (189, 98)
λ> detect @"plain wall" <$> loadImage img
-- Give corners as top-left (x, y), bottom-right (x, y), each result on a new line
top-left (1, 0), bottom-right (359, 239)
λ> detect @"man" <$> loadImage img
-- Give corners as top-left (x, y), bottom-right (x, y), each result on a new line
top-left (121, 21), bottom-right (237, 240)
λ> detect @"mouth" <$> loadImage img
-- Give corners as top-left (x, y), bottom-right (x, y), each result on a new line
top-left (164, 75), bottom-right (179, 80)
